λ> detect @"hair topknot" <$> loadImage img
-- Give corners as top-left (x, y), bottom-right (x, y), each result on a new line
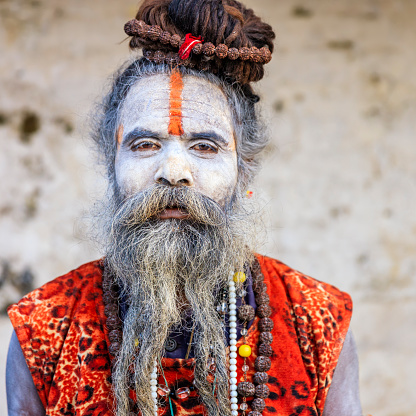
top-left (128, 0), bottom-right (275, 84)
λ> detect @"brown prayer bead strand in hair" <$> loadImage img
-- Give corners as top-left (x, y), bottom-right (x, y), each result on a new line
top-left (124, 19), bottom-right (272, 65)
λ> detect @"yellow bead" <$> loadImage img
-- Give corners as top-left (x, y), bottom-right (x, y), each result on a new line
top-left (134, 338), bottom-right (139, 347)
top-left (238, 344), bottom-right (252, 357)
top-left (233, 272), bottom-right (246, 283)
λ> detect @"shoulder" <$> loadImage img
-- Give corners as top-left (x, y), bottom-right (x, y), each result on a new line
top-left (256, 254), bottom-right (352, 320)
top-left (7, 259), bottom-right (104, 356)
top-left (8, 260), bottom-right (104, 319)
top-left (6, 260), bottom-right (105, 407)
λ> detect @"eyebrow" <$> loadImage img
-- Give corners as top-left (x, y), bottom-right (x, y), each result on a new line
top-left (189, 132), bottom-right (229, 146)
top-left (122, 128), bottom-right (160, 146)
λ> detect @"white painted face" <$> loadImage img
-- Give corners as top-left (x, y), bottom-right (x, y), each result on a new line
top-left (115, 73), bottom-right (238, 209)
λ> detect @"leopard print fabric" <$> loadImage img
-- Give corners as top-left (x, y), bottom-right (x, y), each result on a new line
top-left (8, 256), bottom-right (352, 416)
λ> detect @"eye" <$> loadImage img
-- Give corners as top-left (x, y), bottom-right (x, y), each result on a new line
top-left (131, 140), bottom-right (160, 152)
top-left (191, 142), bottom-right (218, 153)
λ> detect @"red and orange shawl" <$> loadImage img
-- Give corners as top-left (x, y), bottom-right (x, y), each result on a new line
top-left (8, 255), bottom-right (352, 416)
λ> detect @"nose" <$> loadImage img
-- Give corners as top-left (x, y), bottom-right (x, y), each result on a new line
top-left (154, 151), bottom-right (194, 187)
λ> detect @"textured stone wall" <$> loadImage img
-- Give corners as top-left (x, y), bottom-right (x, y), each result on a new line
top-left (1, 1), bottom-right (415, 415)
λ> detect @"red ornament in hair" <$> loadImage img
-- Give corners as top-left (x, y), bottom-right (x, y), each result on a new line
top-left (178, 33), bottom-right (204, 59)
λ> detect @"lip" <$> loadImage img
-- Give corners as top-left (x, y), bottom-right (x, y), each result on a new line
top-left (159, 208), bottom-right (189, 220)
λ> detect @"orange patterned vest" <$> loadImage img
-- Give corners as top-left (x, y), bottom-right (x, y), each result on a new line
top-left (8, 256), bottom-right (352, 416)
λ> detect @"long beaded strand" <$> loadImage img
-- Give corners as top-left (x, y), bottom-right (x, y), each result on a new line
top-left (228, 273), bottom-right (239, 416)
top-left (150, 359), bottom-right (158, 416)
top-left (236, 271), bottom-right (250, 415)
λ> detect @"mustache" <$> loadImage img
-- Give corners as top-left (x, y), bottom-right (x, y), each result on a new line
top-left (113, 184), bottom-right (229, 227)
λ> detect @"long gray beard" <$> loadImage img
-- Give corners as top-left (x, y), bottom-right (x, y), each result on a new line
top-left (99, 184), bottom-right (256, 416)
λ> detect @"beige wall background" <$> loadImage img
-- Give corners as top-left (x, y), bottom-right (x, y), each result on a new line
top-left (1, 0), bottom-right (415, 415)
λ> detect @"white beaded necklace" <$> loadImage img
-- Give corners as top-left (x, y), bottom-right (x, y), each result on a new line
top-left (150, 272), bottom-right (239, 416)
top-left (229, 273), bottom-right (239, 416)
top-left (150, 358), bottom-right (159, 415)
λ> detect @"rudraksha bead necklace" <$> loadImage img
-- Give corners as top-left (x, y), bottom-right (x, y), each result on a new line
top-left (103, 259), bottom-right (272, 415)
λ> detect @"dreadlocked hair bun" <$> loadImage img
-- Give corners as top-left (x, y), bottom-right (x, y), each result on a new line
top-left (127, 0), bottom-right (275, 85)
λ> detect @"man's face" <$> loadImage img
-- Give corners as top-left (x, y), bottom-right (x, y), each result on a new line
top-left (115, 72), bottom-right (238, 210)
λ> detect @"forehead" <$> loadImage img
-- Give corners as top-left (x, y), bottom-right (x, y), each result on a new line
top-left (119, 73), bottom-right (234, 138)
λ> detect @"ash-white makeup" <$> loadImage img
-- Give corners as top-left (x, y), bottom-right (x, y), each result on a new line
top-left (115, 73), bottom-right (238, 206)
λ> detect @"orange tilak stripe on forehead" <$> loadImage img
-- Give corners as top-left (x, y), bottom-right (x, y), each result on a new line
top-left (168, 70), bottom-right (184, 136)
top-left (116, 124), bottom-right (124, 148)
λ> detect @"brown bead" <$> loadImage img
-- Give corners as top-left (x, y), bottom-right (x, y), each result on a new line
top-left (251, 263), bottom-right (264, 282)
top-left (260, 46), bottom-right (272, 64)
top-left (178, 37), bottom-right (186, 48)
top-left (170, 34), bottom-right (181, 48)
top-left (102, 291), bottom-right (114, 305)
top-left (257, 304), bottom-right (272, 318)
top-left (153, 51), bottom-right (165, 64)
top-left (159, 31), bottom-right (171, 44)
top-left (227, 47), bottom-right (240, 60)
top-left (166, 51), bottom-right (179, 64)
top-left (215, 44), bottom-right (228, 59)
top-left (259, 331), bottom-right (273, 344)
top-left (251, 46), bottom-right (262, 63)
top-left (258, 343), bottom-right (273, 357)
top-left (147, 25), bottom-right (162, 41)
top-left (104, 303), bottom-right (118, 317)
top-left (255, 293), bottom-right (269, 305)
top-left (124, 20), bottom-right (136, 36)
top-left (202, 42), bottom-right (216, 56)
top-left (136, 20), bottom-right (149, 37)
top-left (251, 398), bottom-right (266, 412)
top-left (253, 371), bottom-right (269, 385)
top-left (254, 356), bottom-right (271, 372)
top-left (237, 381), bottom-right (255, 397)
top-left (192, 43), bottom-right (203, 54)
top-left (248, 412), bottom-right (262, 416)
top-left (252, 280), bottom-right (267, 294)
top-left (108, 342), bottom-right (121, 356)
top-left (255, 383), bottom-right (270, 399)
top-left (101, 278), bottom-right (111, 291)
top-left (108, 329), bottom-right (122, 343)
top-left (106, 315), bottom-right (121, 329)
top-left (143, 49), bottom-right (154, 59)
top-left (259, 317), bottom-right (274, 332)
top-left (239, 46), bottom-right (251, 60)
top-left (258, 317), bottom-right (274, 332)
top-left (238, 304), bottom-right (255, 322)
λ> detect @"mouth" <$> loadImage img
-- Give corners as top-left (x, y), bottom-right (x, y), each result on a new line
top-left (158, 206), bottom-right (189, 220)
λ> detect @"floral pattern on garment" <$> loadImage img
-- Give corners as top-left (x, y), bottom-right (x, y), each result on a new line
top-left (8, 255), bottom-right (352, 416)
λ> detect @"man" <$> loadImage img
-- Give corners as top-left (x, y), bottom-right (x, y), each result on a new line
top-left (6, 0), bottom-right (362, 415)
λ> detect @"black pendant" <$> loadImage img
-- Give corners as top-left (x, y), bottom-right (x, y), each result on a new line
top-left (164, 338), bottom-right (178, 352)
